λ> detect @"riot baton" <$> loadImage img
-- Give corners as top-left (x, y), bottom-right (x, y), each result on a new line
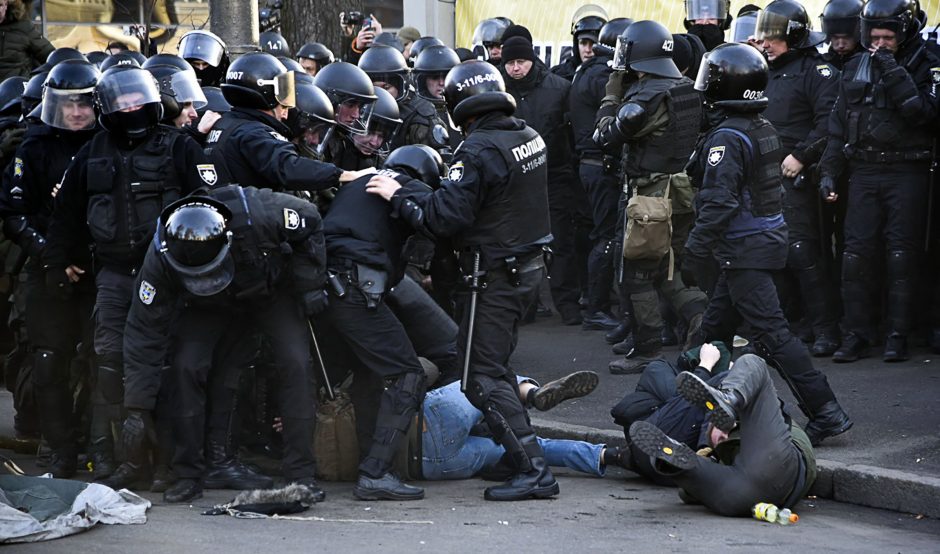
top-left (307, 321), bottom-right (335, 401)
top-left (460, 251), bottom-right (482, 393)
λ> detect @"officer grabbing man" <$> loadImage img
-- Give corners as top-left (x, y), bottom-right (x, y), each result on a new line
top-left (682, 43), bottom-right (852, 446)
top-left (818, 0), bottom-right (939, 363)
top-left (368, 61), bottom-right (558, 501)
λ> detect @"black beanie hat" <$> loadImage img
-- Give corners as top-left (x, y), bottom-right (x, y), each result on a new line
top-left (501, 37), bottom-right (535, 63)
top-left (502, 24), bottom-right (533, 44)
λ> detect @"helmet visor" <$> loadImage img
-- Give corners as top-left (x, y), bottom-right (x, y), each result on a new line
top-left (351, 119), bottom-right (398, 156)
top-left (693, 54), bottom-right (714, 92)
top-left (96, 70), bottom-right (161, 115)
top-left (859, 17), bottom-right (905, 48)
top-left (40, 89), bottom-right (96, 130)
top-left (417, 71), bottom-right (448, 103)
top-left (686, 0), bottom-right (729, 21)
top-left (754, 9), bottom-right (798, 41)
top-left (335, 96), bottom-right (376, 135)
top-left (611, 36), bottom-right (632, 71)
top-left (256, 71), bottom-right (296, 108)
top-left (167, 70), bottom-right (208, 109)
top-left (731, 12), bottom-right (758, 42)
top-left (179, 33), bottom-right (225, 67)
top-left (821, 16), bottom-right (860, 37)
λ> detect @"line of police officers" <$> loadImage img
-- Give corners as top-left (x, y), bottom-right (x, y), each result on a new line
top-left (0, 0), bottom-right (936, 507)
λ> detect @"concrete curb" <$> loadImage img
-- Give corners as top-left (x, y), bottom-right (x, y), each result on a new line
top-left (531, 417), bottom-right (940, 518)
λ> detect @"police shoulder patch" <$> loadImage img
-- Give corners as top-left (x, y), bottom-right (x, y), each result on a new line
top-left (447, 161), bottom-right (465, 182)
top-left (931, 67), bottom-right (940, 84)
top-left (283, 208), bottom-right (301, 230)
top-left (269, 131), bottom-right (288, 142)
top-left (816, 64), bottom-right (834, 79)
top-left (13, 157), bottom-right (23, 178)
top-left (197, 164), bottom-right (218, 186)
top-left (139, 280), bottom-right (156, 305)
top-left (707, 146), bottom-right (726, 167)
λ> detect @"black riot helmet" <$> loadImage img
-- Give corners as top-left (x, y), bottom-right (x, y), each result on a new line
top-left (296, 42), bottom-right (334, 74)
top-left (472, 18), bottom-right (513, 61)
top-left (594, 18), bottom-right (634, 56)
top-left (821, 0), bottom-right (864, 38)
top-left (22, 72), bottom-right (46, 117)
top-left (755, 0), bottom-right (826, 48)
top-left (694, 42), bottom-right (769, 109)
top-left (358, 45), bottom-right (411, 101)
top-left (859, 0), bottom-right (921, 48)
top-left (571, 4), bottom-right (608, 43)
top-left (147, 65), bottom-right (208, 123)
top-left (613, 21), bottom-right (682, 78)
top-left (41, 60), bottom-right (100, 131)
top-left (384, 145), bottom-right (446, 189)
top-left (143, 54), bottom-right (190, 72)
top-left (374, 32), bottom-right (405, 52)
top-left (178, 30), bottom-right (230, 86)
top-left (407, 36), bottom-right (445, 67)
top-left (100, 52), bottom-right (142, 72)
top-left (730, 5), bottom-right (760, 42)
top-left (287, 83), bottom-right (335, 159)
top-left (222, 52), bottom-right (296, 110)
top-left (0, 77), bottom-right (27, 117)
top-left (277, 56), bottom-right (306, 73)
top-left (94, 67), bottom-right (164, 140)
top-left (33, 47), bottom-right (88, 75)
top-left (350, 87), bottom-right (402, 157)
top-left (86, 51), bottom-right (108, 68)
top-left (313, 61), bottom-right (378, 135)
top-left (158, 196), bottom-right (235, 297)
top-left (685, 0), bottom-right (733, 29)
top-left (198, 86), bottom-right (231, 117)
top-left (414, 45), bottom-right (460, 104)
top-left (444, 60), bottom-right (516, 127)
top-left (260, 31), bottom-right (291, 57)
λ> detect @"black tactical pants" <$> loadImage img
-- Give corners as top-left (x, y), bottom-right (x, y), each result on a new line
top-left (699, 269), bottom-right (836, 415)
top-left (840, 162), bottom-right (929, 340)
top-left (547, 179), bottom-right (588, 317)
top-left (387, 274), bottom-right (459, 386)
top-left (781, 178), bottom-right (840, 337)
top-left (581, 162), bottom-right (620, 314)
top-left (663, 354), bottom-right (803, 516)
top-left (324, 277), bottom-right (426, 479)
top-left (171, 292), bottom-right (317, 480)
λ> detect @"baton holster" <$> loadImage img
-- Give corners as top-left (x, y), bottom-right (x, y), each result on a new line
top-left (353, 263), bottom-right (388, 309)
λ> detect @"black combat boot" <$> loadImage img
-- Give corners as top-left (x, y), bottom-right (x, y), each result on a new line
top-left (804, 400), bottom-right (853, 446)
top-left (609, 338), bottom-right (661, 375)
top-left (484, 434), bottom-right (559, 501)
top-left (605, 318), bottom-right (633, 344)
top-left (354, 472), bottom-right (424, 501)
top-left (203, 439), bottom-right (274, 490)
top-left (832, 332), bottom-right (869, 363)
top-left (99, 461), bottom-right (152, 490)
top-left (582, 311), bottom-right (620, 331)
top-left (628, 420), bottom-right (698, 474)
top-left (811, 330), bottom-right (840, 357)
top-left (882, 332), bottom-right (909, 362)
top-left (164, 478), bottom-right (203, 503)
top-left (676, 371), bottom-right (743, 432)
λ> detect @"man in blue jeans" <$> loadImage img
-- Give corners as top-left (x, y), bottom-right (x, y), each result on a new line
top-left (391, 370), bottom-right (631, 481)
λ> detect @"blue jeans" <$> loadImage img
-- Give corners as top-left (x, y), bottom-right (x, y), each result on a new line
top-left (420, 380), bottom-right (606, 480)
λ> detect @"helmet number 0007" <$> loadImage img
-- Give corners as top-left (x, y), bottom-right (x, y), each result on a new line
top-left (226, 71), bottom-right (243, 80)
top-left (742, 89), bottom-right (764, 100)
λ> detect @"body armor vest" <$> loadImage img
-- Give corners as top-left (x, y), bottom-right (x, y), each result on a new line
top-left (624, 77), bottom-right (703, 176)
top-left (713, 115), bottom-right (785, 218)
top-left (390, 95), bottom-right (437, 151)
top-left (453, 126), bottom-right (551, 250)
top-left (86, 126), bottom-right (183, 269)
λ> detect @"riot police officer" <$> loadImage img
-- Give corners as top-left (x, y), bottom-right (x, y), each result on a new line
top-left (321, 145), bottom-right (446, 499)
top-left (205, 53), bottom-right (367, 192)
top-left (471, 17), bottom-right (513, 65)
top-left (357, 44), bottom-right (445, 151)
top-left (286, 83), bottom-right (336, 161)
top-left (120, 185), bottom-right (328, 503)
top-left (683, 43), bottom-right (852, 445)
top-left (144, 59), bottom-right (208, 129)
top-left (406, 36), bottom-right (445, 68)
top-left (322, 87), bottom-right (401, 170)
top-left (755, 0), bottom-right (842, 356)
top-left (595, 21), bottom-right (708, 374)
top-left (820, 0), bottom-right (866, 70)
top-left (551, 4), bottom-right (608, 82)
top-left (684, 0), bottom-right (733, 50)
top-left (0, 60), bottom-right (101, 477)
top-left (260, 31), bottom-right (291, 57)
top-left (178, 30), bottom-right (230, 87)
top-left (818, 0), bottom-right (940, 363)
top-left (367, 61), bottom-right (558, 501)
top-left (296, 42), bottom-right (335, 77)
top-left (413, 45), bottom-right (463, 151)
top-left (42, 66), bottom-right (217, 479)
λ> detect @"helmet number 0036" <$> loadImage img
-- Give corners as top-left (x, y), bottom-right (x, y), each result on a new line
top-left (742, 89), bottom-right (764, 100)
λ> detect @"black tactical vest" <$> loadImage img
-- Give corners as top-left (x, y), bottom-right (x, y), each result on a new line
top-left (85, 126), bottom-right (183, 269)
top-left (203, 114), bottom-right (250, 184)
top-left (624, 77), bottom-right (703, 176)
top-left (389, 95), bottom-right (438, 151)
top-left (713, 115), bottom-right (784, 217)
top-left (453, 125), bottom-right (551, 250)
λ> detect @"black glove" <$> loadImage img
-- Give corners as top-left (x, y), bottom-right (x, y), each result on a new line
top-left (871, 48), bottom-right (898, 72)
top-left (681, 253), bottom-right (710, 289)
top-left (44, 267), bottom-right (72, 300)
top-left (819, 175), bottom-right (836, 201)
top-left (121, 409), bottom-right (156, 464)
top-left (303, 289), bottom-right (329, 316)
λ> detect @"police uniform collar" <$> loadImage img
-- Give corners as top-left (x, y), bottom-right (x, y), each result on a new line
top-left (464, 112), bottom-right (519, 134)
top-left (230, 106), bottom-right (293, 137)
top-left (768, 49), bottom-right (803, 69)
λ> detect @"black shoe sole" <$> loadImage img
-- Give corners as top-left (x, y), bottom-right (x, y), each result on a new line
top-left (531, 371), bottom-right (599, 411)
top-left (353, 486), bottom-right (425, 501)
top-left (483, 482), bottom-right (560, 501)
top-left (628, 421), bottom-right (698, 471)
top-left (675, 372), bottom-right (736, 433)
top-left (806, 418), bottom-right (854, 446)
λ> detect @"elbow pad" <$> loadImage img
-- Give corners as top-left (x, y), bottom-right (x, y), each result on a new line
top-left (615, 102), bottom-right (647, 138)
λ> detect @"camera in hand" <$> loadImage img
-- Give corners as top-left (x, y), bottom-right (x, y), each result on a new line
top-left (343, 10), bottom-right (364, 26)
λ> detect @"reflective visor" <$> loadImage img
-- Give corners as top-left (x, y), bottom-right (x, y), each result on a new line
top-left (40, 88), bottom-right (96, 131)
top-left (336, 97), bottom-right (376, 135)
top-left (686, 0), bottom-right (728, 21)
top-left (731, 13), bottom-right (758, 43)
top-left (611, 36), bottom-right (632, 70)
top-left (257, 71), bottom-right (296, 108)
top-left (693, 54), bottom-right (714, 92)
top-left (166, 70), bottom-right (208, 109)
top-left (95, 69), bottom-right (161, 114)
top-left (179, 32), bottom-right (225, 67)
top-left (755, 9), bottom-right (795, 41)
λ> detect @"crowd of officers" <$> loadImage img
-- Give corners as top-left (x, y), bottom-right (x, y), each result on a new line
top-left (0, 0), bottom-right (935, 512)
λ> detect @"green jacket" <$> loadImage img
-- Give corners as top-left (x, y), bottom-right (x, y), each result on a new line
top-left (0, 18), bottom-right (53, 80)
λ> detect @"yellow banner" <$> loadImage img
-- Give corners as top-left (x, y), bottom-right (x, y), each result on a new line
top-left (456, 0), bottom-right (940, 67)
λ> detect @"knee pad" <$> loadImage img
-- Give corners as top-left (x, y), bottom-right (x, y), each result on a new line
top-left (32, 349), bottom-right (65, 387)
top-left (788, 241), bottom-right (818, 272)
top-left (383, 370), bottom-right (427, 421)
top-left (841, 252), bottom-right (868, 283)
top-left (95, 364), bottom-right (124, 405)
top-left (886, 250), bottom-right (916, 281)
top-left (466, 374), bottom-right (500, 411)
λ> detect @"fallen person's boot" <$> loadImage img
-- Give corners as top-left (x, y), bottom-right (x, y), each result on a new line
top-left (676, 371), bottom-right (741, 433)
top-left (353, 472), bottom-right (424, 501)
top-left (529, 371), bottom-right (599, 411)
top-left (629, 420), bottom-right (698, 472)
top-left (609, 351), bottom-right (661, 375)
top-left (804, 400), bottom-right (853, 446)
top-left (164, 478), bottom-right (203, 503)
